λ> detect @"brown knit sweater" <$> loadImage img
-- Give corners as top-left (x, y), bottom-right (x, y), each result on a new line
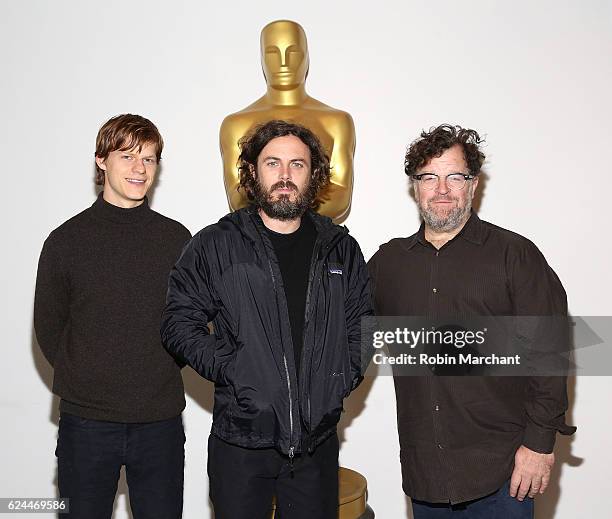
top-left (34, 193), bottom-right (191, 422)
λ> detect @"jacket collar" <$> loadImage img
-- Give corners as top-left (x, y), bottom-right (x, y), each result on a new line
top-left (225, 205), bottom-right (347, 248)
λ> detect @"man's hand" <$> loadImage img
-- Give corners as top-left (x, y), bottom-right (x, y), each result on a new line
top-left (510, 445), bottom-right (555, 501)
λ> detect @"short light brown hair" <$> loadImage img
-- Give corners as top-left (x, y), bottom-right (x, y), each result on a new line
top-left (94, 114), bottom-right (164, 185)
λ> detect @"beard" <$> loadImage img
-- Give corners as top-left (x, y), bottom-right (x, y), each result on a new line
top-left (417, 193), bottom-right (473, 233)
top-left (253, 178), bottom-right (316, 221)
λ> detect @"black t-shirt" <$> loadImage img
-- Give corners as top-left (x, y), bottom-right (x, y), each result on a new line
top-left (264, 215), bottom-right (318, 376)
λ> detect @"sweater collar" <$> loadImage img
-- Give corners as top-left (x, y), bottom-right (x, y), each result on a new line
top-left (89, 192), bottom-right (153, 225)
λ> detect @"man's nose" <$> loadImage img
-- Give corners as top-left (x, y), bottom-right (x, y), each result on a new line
top-left (279, 163), bottom-right (291, 180)
top-left (132, 159), bottom-right (146, 174)
top-left (435, 176), bottom-right (450, 194)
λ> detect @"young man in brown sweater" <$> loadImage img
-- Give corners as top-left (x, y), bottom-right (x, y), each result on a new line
top-left (34, 114), bottom-right (191, 519)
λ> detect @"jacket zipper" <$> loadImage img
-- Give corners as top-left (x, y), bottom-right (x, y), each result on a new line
top-left (284, 354), bottom-right (295, 474)
top-left (266, 253), bottom-right (295, 457)
top-left (302, 238), bottom-right (322, 437)
top-left (282, 353), bottom-right (294, 444)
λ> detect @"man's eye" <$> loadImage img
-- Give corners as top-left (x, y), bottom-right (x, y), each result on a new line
top-left (144, 158), bottom-right (156, 164)
top-left (266, 161), bottom-right (278, 167)
top-left (121, 155), bottom-right (133, 160)
top-left (291, 162), bottom-right (304, 168)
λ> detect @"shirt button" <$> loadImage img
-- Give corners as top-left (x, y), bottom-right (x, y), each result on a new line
top-left (433, 288), bottom-right (438, 293)
top-left (434, 405), bottom-right (440, 411)
top-left (437, 443), bottom-right (444, 449)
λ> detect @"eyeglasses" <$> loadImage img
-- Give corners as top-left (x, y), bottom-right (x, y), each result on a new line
top-left (411, 173), bottom-right (475, 191)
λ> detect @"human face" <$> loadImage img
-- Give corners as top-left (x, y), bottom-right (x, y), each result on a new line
top-left (253, 135), bottom-right (313, 221)
top-left (96, 142), bottom-right (158, 208)
top-left (261, 21), bottom-right (309, 89)
top-left (413, 144), bottom-right (478, 233)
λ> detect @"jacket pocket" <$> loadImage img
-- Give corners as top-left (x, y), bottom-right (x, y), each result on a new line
top-left (330, 369), bottom-right (349, 400)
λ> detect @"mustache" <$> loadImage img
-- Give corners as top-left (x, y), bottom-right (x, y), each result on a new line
top-left (270, 180), bottom-right (298, 192)
top-left (430, 195), bottom-right (458, 203)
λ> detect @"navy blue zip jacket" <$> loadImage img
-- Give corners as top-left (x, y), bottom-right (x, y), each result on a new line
top-left (161, 206), bottom-right (373, 455)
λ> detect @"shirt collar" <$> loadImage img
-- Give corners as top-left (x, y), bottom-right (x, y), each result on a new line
top-left (405, 211), bottom-right (485, 249)
top-left (457, 211), bottom-right (485, 245)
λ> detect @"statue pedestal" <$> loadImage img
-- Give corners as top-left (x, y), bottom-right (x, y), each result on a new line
top-left (270, 466), bottom-right (374, 518)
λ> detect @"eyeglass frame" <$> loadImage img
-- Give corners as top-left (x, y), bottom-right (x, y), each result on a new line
top-left (410, 172), bottom-right (476, 191)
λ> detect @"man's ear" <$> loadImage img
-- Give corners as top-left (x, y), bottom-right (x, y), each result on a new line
top-left (95, 155), bottom-right (107, 171)
top-left (410, 179), bottom-right (417, 195)
top-left (471, 175), bottom-right (479, 193)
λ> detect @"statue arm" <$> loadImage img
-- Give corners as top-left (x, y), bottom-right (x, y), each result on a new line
top-left (220, 116), bottom-right (249, 212)
top-left (321, 112), bottom-right (356, 222)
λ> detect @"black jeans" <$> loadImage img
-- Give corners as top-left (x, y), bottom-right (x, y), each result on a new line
top-left (208, 432), bottom-right (339, 519)
top-left (56, 412), bottom-right (184, 519)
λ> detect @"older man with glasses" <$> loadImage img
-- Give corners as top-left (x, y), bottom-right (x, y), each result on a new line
top-left (367, 124), bottom-right (576, 518)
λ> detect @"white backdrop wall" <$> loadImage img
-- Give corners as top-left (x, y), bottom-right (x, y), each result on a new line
top-left (1, 1), bottom-right (611, 517)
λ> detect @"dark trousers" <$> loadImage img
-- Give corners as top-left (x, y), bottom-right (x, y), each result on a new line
top-left (412, 480), bottom-right (534, 518)
top-left (208, 432), bottom-right (339, 519)
top-left (56, 412), bottom-right (184, 519)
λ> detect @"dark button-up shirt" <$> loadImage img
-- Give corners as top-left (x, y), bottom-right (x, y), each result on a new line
top-left (367, 212), bottom-right (576, 504)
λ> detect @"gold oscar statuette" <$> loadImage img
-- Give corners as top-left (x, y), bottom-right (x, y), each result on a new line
top-left (220, 19), bottom-right (356, 222)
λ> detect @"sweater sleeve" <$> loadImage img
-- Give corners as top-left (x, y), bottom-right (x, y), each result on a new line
top-left (34, 233), bottom-right (70, 366)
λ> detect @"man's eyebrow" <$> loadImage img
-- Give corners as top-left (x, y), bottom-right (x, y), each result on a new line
top-left (120, 150), bottom-right (157, 159)
top-left (260, 156), bottom-right (308, 162)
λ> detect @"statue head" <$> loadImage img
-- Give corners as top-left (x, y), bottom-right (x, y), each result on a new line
top-left (261, 20), bottom-right (309, 90)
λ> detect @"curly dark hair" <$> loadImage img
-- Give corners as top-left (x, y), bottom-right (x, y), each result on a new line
top-left (404, 124), bottom-right (485, 177)
top-left (237, 120), bottom-right (331, 210)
